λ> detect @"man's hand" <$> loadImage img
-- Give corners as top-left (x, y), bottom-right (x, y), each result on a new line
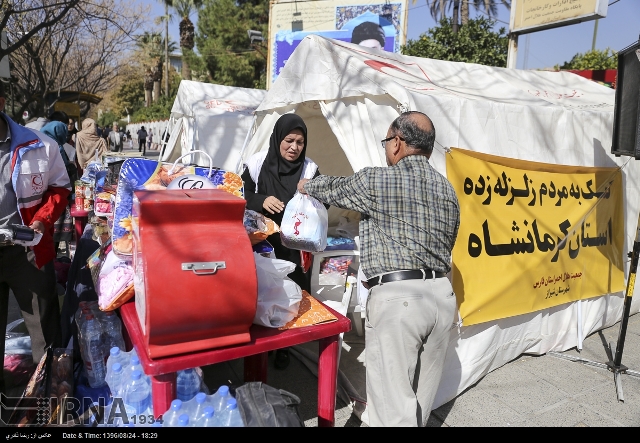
top-left (297, 178), bottom-right (310, 194)
top-left (263, 196), bottom-right (285, 215)
top-left (29, 221), bottom-right (45, 234)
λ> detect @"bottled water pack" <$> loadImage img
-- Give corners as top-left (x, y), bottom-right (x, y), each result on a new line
top-left (162, 385), bottom-right (244, 427)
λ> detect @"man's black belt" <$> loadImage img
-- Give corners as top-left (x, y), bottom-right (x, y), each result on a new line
top-left (366, 269), bottom-right (447, 289)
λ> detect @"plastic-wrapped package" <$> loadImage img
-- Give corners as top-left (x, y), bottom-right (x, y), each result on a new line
top-left (98, 250), bottom-right (134, 311)
top-left (280, 193), bottom-right (328, 252)
top-left (318, 256), bottom-right (353, 286)
top-left (325, 237), bottom-right (356, 251)
top-left (244, 210), bottom-right (280, 245)
top-left (81, 159), bottom-right (104, 184)
top-left (4, 319), bottom-right (35, 387)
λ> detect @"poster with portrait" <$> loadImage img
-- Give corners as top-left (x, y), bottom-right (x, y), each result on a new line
top-left (268, 0), bottom-right (408, 87)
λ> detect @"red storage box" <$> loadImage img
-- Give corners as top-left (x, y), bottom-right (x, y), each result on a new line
top-left (131, 189), bottom-right (257, 359)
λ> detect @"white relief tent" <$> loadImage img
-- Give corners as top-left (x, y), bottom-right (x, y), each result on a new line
top-left (239, 34), bottom-right (640, 409)
top-left (159, 80), bottom-right (267, 171)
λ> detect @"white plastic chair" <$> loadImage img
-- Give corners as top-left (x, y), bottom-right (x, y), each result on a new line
top-left (321, 275), bottom-right (357, 356)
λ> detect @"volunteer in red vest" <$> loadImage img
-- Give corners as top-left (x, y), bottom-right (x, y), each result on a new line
top-left (0, 82), bottom-right (71, 393)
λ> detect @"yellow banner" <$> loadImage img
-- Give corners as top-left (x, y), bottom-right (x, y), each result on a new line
top-left (446, 148), bottom-right (625, 326)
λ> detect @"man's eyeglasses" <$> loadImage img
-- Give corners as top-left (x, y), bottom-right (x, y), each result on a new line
top-left (380, 135), bottom-right (405, 149)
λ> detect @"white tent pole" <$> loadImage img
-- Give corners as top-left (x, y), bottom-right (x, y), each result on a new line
top-left (236, 114), bottom-right (258, 174)
top-left (577, 300), bottom-right (583, 351)
top-left (507, 0), bottom-right (518, 69)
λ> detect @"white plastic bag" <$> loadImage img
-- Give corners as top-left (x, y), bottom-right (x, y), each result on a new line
top-left (253, 253), bottom-right (302, 328)
top-left (280, 193), bottom-right (328, 252)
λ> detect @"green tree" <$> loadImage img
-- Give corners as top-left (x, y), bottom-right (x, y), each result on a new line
top-left (402, 17), bottom-right (507, 67)
top-left (421, 1), bottom-right (510, 26)
top-left (194, 0), bottom-right (268, 89)
top-left (97, 111), bottom-right (120, 128)
top-left (557, 48), bottom-right (618, 71)
top-left (172, 0), bottom-right (203, 80)
top-left (131, 68), bottom-right (181, 122)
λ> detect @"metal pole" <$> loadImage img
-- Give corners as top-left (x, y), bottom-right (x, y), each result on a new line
top-left (506, 0), bottom-right (518, 69)
top-left (613, 214), bottom-right (640, 367)
top-left (592, 19), bottom-right (599, 51)
top-left (507, 34), bottom-right (518, 69)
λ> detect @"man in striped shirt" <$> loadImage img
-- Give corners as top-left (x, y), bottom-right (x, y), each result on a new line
top-left (299, 111), bottom-right (460, 427)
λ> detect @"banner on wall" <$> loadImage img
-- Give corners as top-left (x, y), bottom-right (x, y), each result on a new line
top-left (446, 148), bottom-right (625, 326)
top-left (267, 0), bottom-right (408, 87)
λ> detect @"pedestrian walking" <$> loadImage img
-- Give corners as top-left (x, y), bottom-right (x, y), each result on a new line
top-left (137, 126), bottom-right (148, 155)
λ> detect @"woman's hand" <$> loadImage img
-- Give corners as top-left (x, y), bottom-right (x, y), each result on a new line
top-left (263, 196), bottom-right (285, 214)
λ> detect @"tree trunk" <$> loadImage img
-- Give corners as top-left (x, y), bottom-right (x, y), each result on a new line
top-left (461, 0), bottom-right (469, 25)
top-left (180, 18), bottom-right (195, 81)
top-left (164, 3), bottom-right (170, 97)
top-left (144, 68), bottom-right (154, 107)
top-left (151, 59), bottom-right (163, 103)
top-left (182, 58), bottom-right (191, 81)
top-left (452, 0), bottom-right (460, 34)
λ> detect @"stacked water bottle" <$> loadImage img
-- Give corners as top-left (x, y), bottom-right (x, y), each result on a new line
top-left (162, 372), bottom-right (244, 427)
top-left (103, 347), bottom-right (156, 426)
top-left (76, 301), bottom-right (158, 427)
top-left (75, 301), bottom-right (127, 389)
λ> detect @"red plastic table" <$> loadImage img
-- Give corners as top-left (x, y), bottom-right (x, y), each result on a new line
top-left (69, 207), bottom-right (89, 241)
top-left (120, 300), bottom-right (351, 427)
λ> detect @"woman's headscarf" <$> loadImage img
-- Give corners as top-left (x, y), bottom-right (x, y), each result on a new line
top-left (75, 118), bottom-right (107, 169)
top-left (41, 121), bottom-right (68, 147)
top-left (41, 121), bottom-right (70, 164)
top-left (257, 114), bottom-right (308, 208)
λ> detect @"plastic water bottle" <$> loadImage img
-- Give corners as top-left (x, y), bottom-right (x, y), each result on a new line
top-left (216, 398), bottom-right (244, 427)
top-left (124, 355), bottom-right (142, 379)
top-left (176, 368), bottom-right (201, 402)
top-left (211, 385), bottom-right (231, 413)
top-left (106, 363), bottom-right (125, 400)
top-left (161, 399), bottom-right (185, 427)
top-left (188, 392), bottom-right (212, 422)
top-left (177, 414), bottom-right (190, 427)
top-left (82, 314), bottom-right (107, 388)
top-left (75, 302), bottom-right (89, 330)
top-left (102, 312), bottom-right (126, 353)
top-left (123, 370), bottom-right (152, 416)
top-left (195, 406), bottom-right (216, 427)
top-left (106, 347), bottom-right (127, 374)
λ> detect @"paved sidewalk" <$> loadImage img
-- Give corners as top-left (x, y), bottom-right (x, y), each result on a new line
top-left (426, 313), bottom-right (640, 427)
top-left (230, 310), bottom-right (640, 427)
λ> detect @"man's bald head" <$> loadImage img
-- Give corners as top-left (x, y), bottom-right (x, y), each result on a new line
top-left (389, 111), bottom-right (436, 156)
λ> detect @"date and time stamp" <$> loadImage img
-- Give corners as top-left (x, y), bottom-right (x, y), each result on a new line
top-left (62, 433), bottom-right (158, 439)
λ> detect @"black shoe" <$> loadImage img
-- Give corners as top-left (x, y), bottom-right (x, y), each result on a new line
top-left (274, 349), bottom-right (290, 370)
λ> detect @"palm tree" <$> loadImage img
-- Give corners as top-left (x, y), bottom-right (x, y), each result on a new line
top-left (425, 0), bottom-right (510, 24)
top-left (156, 0), bottom-right (174, 97)
top-left (136, 32), bottom-right (177, 103)
top-left (172, 0), bottom-right (203, 81)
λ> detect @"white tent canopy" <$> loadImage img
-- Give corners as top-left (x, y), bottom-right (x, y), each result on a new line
top-left (164, 80), bottom-right (266, 171)
top-left (242, 34), bottom-right (640, 409)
